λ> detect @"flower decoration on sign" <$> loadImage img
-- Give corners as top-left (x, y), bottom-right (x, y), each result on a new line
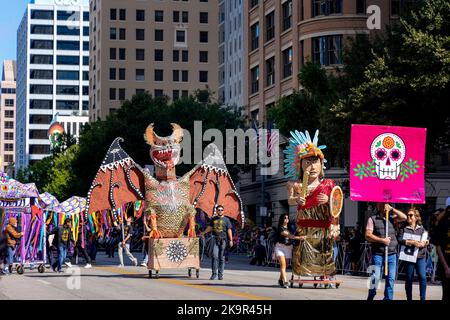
top-left (166, 240), bottom-right (188, 263)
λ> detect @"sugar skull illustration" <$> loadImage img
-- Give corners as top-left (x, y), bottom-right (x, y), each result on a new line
top-left (370, 133), bottom-right (406, 180)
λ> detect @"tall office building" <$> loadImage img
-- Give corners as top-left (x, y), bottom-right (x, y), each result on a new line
top-left (16, 0), bottom-right (89, 170)
top-left (0, 60), bottom-right (17, 174)
top-left (218, 0), bottom-right (245, 108)
top-left (89, 0), bottom-right (219, 122)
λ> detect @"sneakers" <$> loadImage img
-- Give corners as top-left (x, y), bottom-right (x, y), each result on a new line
top-left (218, 275), bottom-right (223, 280)
top-left (140, 262), bottom-right (147, 267)
top-left (117, 264), bottom-right (124, 268)
top-left (84, 263), bottom-right (92, 269)
top-left (65, 262), bottom-right (73, 268)
top-left (210, 275), bottom-right (217, 280)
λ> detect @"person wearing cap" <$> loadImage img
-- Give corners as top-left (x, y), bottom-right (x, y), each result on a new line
top-left (2, 217), bottom-right (24, 275)
top-left (49, 218), bottom-right (74, 272)
top-left (432, 197), bottom-right (450, 300)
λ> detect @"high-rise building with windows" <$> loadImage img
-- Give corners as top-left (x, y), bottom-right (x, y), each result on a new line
top-left (15, 0), bottom-right (89, 170)
top-left (89, 0), bottom-right (219, 122)
top-left (218, 0), bottom-right (245, 108)
top-left (0, 60), bottom-right (17, 174)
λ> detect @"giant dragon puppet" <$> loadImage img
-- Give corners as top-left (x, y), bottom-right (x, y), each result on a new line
top-left (85, 123), bottom-right (244, 242)
top-left (285, 130), bottom-right (343, 285)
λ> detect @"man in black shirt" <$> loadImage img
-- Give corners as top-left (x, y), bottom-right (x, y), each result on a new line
top-left (49, 219), bottom-right (74, 272)
top-left (118, 216), bottom-right (138, 267)
top-left (432, 197), bottom-right (450, 300)
top-left (201, 205), bottom-right (233, 280)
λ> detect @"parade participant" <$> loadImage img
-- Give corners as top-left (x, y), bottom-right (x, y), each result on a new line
top-left (118, 216), bottom-right (138, 267)
top-left (71, 220), bottom-right (92, 268)
top-left (49, 218), bottom-right (74, 272)
top-left (285, 130), bottom-right (342, 285)
top-left (201, 205), bottom-right (233, 280)
top-left (140, 214), bottom-right (152, 267)
top-left (432, 197), bottom-right (450, 300)
top-left (398, 207), bottom-right (429, 300)
top-left (2, 217), bottom-right (23, 275)
top-left (365, 203), bottom-right (407, 300)
top-left (274, 213), bottom-right (304, 288)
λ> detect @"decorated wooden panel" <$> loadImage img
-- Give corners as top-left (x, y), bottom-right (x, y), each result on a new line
top-left (148, 237), bottom-right (200, 270)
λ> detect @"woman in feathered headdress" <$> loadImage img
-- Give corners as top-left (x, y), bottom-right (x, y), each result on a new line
top-left (284, 130), bottom-right (341, 282)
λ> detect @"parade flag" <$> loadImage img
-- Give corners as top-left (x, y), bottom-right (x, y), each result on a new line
top-left (350, 124), bottom-right (426, 204)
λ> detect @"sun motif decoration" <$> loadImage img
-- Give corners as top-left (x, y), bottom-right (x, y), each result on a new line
top-left (166, 240), bottom-right (188, 263)
top-left (283, 129), bottom-right (327, 180)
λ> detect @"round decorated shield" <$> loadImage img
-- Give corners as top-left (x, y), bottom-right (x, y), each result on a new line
top-left (330, 186), bottom-right (343, 218)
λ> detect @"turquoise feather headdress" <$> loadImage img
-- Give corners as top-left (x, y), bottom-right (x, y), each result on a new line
top-left (283, 129), bottom-right (327, 180)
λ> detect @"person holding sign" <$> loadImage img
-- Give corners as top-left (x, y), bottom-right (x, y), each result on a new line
top-left (365, 203), bottom-right (407, 300)
top-left (398, 208), bottom-right (429, 300)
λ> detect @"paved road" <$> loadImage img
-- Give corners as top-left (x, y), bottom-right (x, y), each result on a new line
top-left (0, 253), bottom-right (442, 300)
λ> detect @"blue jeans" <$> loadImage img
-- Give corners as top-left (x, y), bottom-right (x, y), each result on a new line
top-left (405, 257), bottom-right (427, 300)
top-left (367, 253), bottom-right (397, 300)
top-left (57, 245), bottom-right (68, 272)
top-left (211, 238), bottom-right (227, 277)
top-left (5, 247), bottom-right (14, 268)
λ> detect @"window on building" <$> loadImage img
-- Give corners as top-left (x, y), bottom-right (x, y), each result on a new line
top-left (136, 49), bottom-right (145, 61)
top-left (199, 71), bottom-right (208, 83)
top-left (56, 70), bottom-right (79, 80)
top-left (29, 115), bottom-right (52, 124)
top-left (4, 121), bottom-right (13, 129)
top-left (154, 89), bottom-right (164, 98)
top-left (391, 0), bottom-right (417, 16)
top-left (182, 70), bottom-right (188, 82)
top-left (119, 48), bottom-right (126, 60)
top-left (119, 68), bottom-right (126, 80)
top-left (56, 85), bottom-right (79, 95)
top-left (110, 28), bottom-right (117, 40)
top-left (282, 0), bottom-right (293, 31)
top-left (282, 47), bottom-right (293, 78)
top-left (56, 101), bottom-right (79, 110)
top-left (30, 70), bottom-right (53, 80)
top-left (250, 66), bottom-right (259, 94)
top-left (155, 29), bottom-right (164, 41)
top-left (173, 50), bottom-right (180, 61)
top-left (57, 26), bottom-right (80, 36)
top-left (199, 31), bottom-right (208, 43)
top-left (182, 50), bottom-right (188, 62)
top-left (154, 69), bottom-right (164, 81)
top-left (30, 55), bottom-right (53, 65)
top-left (110, 48), bottom-right (117, 60)
top-left (119, 88), bottom-right (126, 101)
top-left (135, 69), bottom-right (145, 81)
top-left (173, 11), bottom-right (180, 23)
top-left (173, 70), bottom-right (180, 81)
top-left (29, 145), bottom-right (50, 155)
top-left (250, 23), bottom-right (259, 51)
top-left (57, 10), bottom-right (79, 21)
top-left (119, 28), bottom-right (126, 40)
top-left (136, 29), bottom-right (145, 41)
top-left (4, 144), bottom-right (13, 152)
top-left (31, 9), bottom-right (54, 20)
top-left (265, 12), bottom-right (275, 42)
top-left (30, 85), bottom-right (52, 94)
top-left (110, 8), bottom-right (117, 20)
top-left (176, 30), bottom-right (186, 43)
top-left (119, 9), bottom-right (126, 21)
top-left (30, 100), bottom-right (52, 109)
top-left (155, 10), bottom-right (163, 22)
top-left (137, 9), bottom-right (145, 21)
top-left (173, 90), bottom-right (180, 101)
top-left (312, 35), bottom-right (343, 66)
top-left (357, 0), bottom-right (366, 14)
top-left (4, 132), bottom-right (14, 141)
top-left (57, 41), bottom-right (80, 51)
top-left (31, 25), bottom-right (53, 35)
top-left (182, 11), bottom-right (188, 23)
top-left (31, 40), bottom-right (53, 50)
top-left (5, 110), bottom-right (14, 118)
top-left (312, 0), bottom-right (342, 17)
top-left (155, 49), bottom-right (163, 61)
top-left (200, 12), bottom-right (208, 23)
top-left (4, 99), bottom-right (14, 107)
top-left (110, 88), bottom-right (116, 100)
top-left (266, 57), bottom-right (275, 87)
top-left (199, 51), bottom-right (208, 63)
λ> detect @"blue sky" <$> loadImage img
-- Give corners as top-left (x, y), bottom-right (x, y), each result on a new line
top-left (0, 0), bottom-right (30, 66)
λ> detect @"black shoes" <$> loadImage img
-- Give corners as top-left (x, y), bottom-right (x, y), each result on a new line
top-left (210, 275), bottom-right (217, 280)
top-left (278, 279), bottom-right (289, 288)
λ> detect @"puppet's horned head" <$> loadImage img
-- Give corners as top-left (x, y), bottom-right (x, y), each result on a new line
top-left (144, 123), bottom-right (183, 169)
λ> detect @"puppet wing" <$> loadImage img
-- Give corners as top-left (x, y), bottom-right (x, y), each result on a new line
top-left (189, 144), bottom-right (244, 227)
top-left (86, 137), bottom-right (145, 215)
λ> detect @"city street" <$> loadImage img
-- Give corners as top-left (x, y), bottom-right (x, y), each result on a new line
top-left (0, 253), bottom-right (442, 300)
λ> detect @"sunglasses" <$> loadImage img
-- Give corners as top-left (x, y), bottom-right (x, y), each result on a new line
top-left (407, 214), bottom-right (415, 218)
top-left (217, 209), bottom-right (224, 211)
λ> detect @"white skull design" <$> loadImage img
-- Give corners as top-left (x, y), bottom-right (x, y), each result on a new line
top-left (370, 133), bottom-right (406, 180)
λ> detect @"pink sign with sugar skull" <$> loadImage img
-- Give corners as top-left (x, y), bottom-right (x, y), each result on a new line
top-left (350, 124), bottom-right (426, 204)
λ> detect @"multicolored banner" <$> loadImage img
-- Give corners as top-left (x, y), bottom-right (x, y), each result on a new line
top-left (350, 124), bottom-right (426, 204)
